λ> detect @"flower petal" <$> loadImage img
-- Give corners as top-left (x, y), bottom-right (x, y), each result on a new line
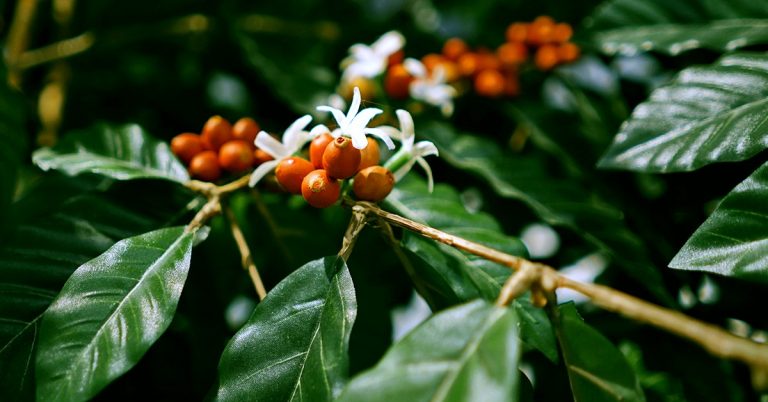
top-left (249, 159), bottom-right (280, 187)
top-left (376, 125), bottom-right (403, 141)
top-left (415, 156), bottom-right (435, 193)
top-left (347, 87), bottom-right (362, 121)
top-left (372, 31), bottom-right (405, 56)
top-left (392, 158), bottom-right (417, 182)
top-left (350, 131), bottom-right (368, 150)
top-left (283, 115), bottom-right (313, 152)
top-left (395, 109), bottom-right (415, 149)
top-left (404, 58), bottom-right (427, 79)
top-left (364, 127), bottom-right (396, 150)
top-left (309, 124), bottom-right (331, 138)
top-left (347, 107), bottom-right (383, 135)
top-left (317, 106), bottom-right (349, 130)
top-left (414, 141), bottom-right (439, 157)
top-left (255, 132), bottom-right (289, 159)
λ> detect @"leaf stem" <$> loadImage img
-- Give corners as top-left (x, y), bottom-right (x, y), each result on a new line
top-left (222, 202), bottom-right (267, 300)
top-left (346, 199), bottom-right (768, 390)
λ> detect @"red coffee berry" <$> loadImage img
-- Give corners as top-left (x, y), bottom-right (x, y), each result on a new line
top-left (497, 42), bottom-right (528, 67)
top-left (202, 115), bottom-right (233, 151)
top-left (189, 150), bottom-right (221, 182)
top-left (384, 64), bottom-right (413, 100)
top-left (557, 42), bottom-right (580, 63)
top-left (232, 117), bottom-right (260, 145)
top-left (301, 169), bottom-right (341, 208)
top-left (535, 45), bottom-right (559, 70)
top-left (322, 136), bottom-right (362, 180)
top-left (219, 140), bottom-right (255, 173)
top-left (475, 69), bottom-right (506, 97)
top-left (171, 133), bottom-right (204, 163)
top-left (358, 137), bottom-right (380, 171)
top-left (442, 38), bottom-right (468, 61)
top-left (506, 22), bottom-right (529, 43)
top-left (275, 156), bottom-right (314, 194)
top-left (310, 132), bottom-right (334, 169)
top-left (353, 165), bottom-right (394, 202)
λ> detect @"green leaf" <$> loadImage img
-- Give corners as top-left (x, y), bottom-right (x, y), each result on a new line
top-left (215, 256), bottom-right (356, 402)
top-left (599, 53), bottom-right (768, 173)
top-left (556, 303), bottom-right (646, 402)
top-left (338, 300), bottom-right (519, 402)
top-left (595, 19), bottom-right (768, 56)
top-left (32, 123), bottom-right (189, 182)
top-left (0, 176), bottom-right (190, 402)
top-left (420, 123), bottom-right (671, 303)
top-left (35, 226), bottom-right (195, 402)
top-left (669, 162), bottom-right (768, 280)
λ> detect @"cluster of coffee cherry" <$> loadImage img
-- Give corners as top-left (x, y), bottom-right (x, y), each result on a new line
top-left (170, 116), bottom-right (273, 182)
top-left (276, 134), bottom-right (394, 208)
top-left (382, 16), bottom-right (580, 100)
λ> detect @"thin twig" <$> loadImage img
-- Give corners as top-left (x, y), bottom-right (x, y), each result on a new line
top-left (338, 205), bottom-right (369, 261)
top-left (185, 195), bottom-right (220, 233)
top-left (495, 262), bottom-right (540, 307)
top-left (222, 202), bottom-right (267, 300)
top-left (347, 199), bottom-right (768, 389)
top-left (6, 0), bottom-right (41, 86)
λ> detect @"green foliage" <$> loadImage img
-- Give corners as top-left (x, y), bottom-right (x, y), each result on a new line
top-left (215, 257), bottom-right (356, 402)
top-left (35, 226), bottom-right (195, 402)
top-left (338, 300), bottom-right (520, 402)
top-left (556, 303), bottom-right (645, 402)
top-left (0, 65), bottom-right (27, 234)
top-left (669, 162), bottom-right (768, 280)
top-left (32, 124), bottom-right (189, 183)
top-left (599, 53), bottom-right (768, 173)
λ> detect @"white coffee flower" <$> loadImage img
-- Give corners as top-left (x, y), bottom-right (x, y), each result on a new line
top-left (248, 115), bottom-right (313, 187)
top-left (404, 58), bottom-right (456, 117)
top-left (315, 87), bottom-right (395, 150)
top-left (341, 31), bottom-right (405, 81)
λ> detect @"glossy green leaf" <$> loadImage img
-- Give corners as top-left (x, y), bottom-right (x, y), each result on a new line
top-left (556, 303), bottom-right (645, 402)
top-left (32, 124), bottom-right (189, 182)
top-left (669, 162), bottom-right (768, 280)
top-left (338, 300), bottom-right (520, 402)
top-left (595, 19), bottom-right (768, 56)
top-left (0, 176), bottom-right (190, 402)
top-left (599, 53), bottom-right (768, 172)
top-left (420, 123), bottom-right (671, 303)
top-left (215, 256), bottom-right (356, 402)
top-left (35, 226), bottom-right (195, 402)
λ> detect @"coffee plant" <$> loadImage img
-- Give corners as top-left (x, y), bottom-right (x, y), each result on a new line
top-left (1, 0), bottom-right (768, 401)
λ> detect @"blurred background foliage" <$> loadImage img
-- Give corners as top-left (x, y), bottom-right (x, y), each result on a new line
top-left (1, 0), bottom-right (767, 400)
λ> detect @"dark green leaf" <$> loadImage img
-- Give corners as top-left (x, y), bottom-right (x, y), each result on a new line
top-left (599, 53), bottom-right (768, 173)
top-left (32, 123), bottom-right (189, 182)
top-left (338, 300), bottom-right (520, 402)
top-left (0, 176), bottom-right (189, 402)
top-left (421, 123), bottom-right (671, 303)
top-left (669, 162), bottom-right (768, 280)
top-left (556, 303), bottom-right (646, 402)
top-left (595, 19), bottom-right (768, 56)
top-left (215, 256), bottom-right (356, 402)
top-left (35, 226), bottom-right (195, 402)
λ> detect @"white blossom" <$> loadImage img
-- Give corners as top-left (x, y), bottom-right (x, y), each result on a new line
top-left (315, 87), bottom-right (395, 150)
top-left (404, 58), bottom-right (456, 117)
top-left (248, 115), bottom-right (313, 187)
top-left (341, 31), bottom-right (405, 81)
top-left (381, 109), bottom-right (439, 192)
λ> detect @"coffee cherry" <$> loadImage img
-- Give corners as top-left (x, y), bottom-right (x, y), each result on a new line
top-left (310, 132), bottom-right (334, 169)
top-left (189, 150), bottom-right (221, 182)
top-left (202, 115), bottom-right (233, 151)
top-left (358, 137), bottom-right (380, 171)
top-left (553, 23), bottom-right (573, 43)
top-left (253, 149), bottom-right (274, 166)
top-left (557, 42), bottom-right (580, 63)
top-left (322, 136), bottom-right (362, 180)
top-left (301, 169), bottom-right (341, 208)
top-left (506, 22), bottom-right (529, 43)
top-left (171, 133), bottom-right (204, 163)
top-left (353, 166), bottom-right (394, 202)
top-left (387, 49), bottom-right (405, 67)
top-left (528, 16), bottom-right (556, 45)
top-left (497, 42), bottom-right (528, 67)
top-left (475, 69), bottom-right (505, 97)
top-left (384, 64), bottom-right (413, 100)
top-left (275, 156), bottom-right (314, 194)
top-left (219, 140), bottom-right (255, 173)
top-left (442, 38), bottom-right (468, 61)
top-left (232, 117), bottom-right (260, 145)
top-left (458, 53), bottom-right (480, 77)
top-left (535, 45), bottom-right (559, 70)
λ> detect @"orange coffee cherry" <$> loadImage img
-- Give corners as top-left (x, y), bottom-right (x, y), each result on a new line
top-left (535, 45), bottom-right (559, 70)
top-left (422, 54), bottom-right (460, 81)
top-left (301, 169), bottom-right (341, 208)
top-left (232, 117), bottom-right (260, 145)
top-left (253, 149), bottom-right (274, 166)
top-left (527, 16), bottom-right (556, 45)
top-left (387, 49), bottom-right (404, 67)
top-left (202, 115), bottom-right (233, 151)
top-left (505, 22), bottom-right (529, 43)
top-left (457, 53), bottom-right (480, 77)
top-left (322, 136), bottom-right (362, 179)
top-left (189, 150), bottom-right (221, 182)
top-left (384, 64), bottom-right (413, 100)
top-left (475, 69), bottom-right (506, 97)
top-left (275, 156), bottom-right (314, 194)
top-left (358, 137), bottom-right (380, 170)
top-left (219, 140), bottom-right (255, 173)
top-left (442, 38), bottom-right (468, 61)
top-left (353, 165), bottom-right (395, 202)
top-left (497, 42), bottom-right (528, 67)
top-left (310, 132), bottom-right (334, 169)
top-left (558, 42), bottom-right (580, 63)
top-left (475, 51), bottom-right (501, 72)
top-left (553, 23), bottom-right (573, 43)
top-left (422, 54), bottom-right (445, 71)
top-left (171, 133), bottom-right (204, 163)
